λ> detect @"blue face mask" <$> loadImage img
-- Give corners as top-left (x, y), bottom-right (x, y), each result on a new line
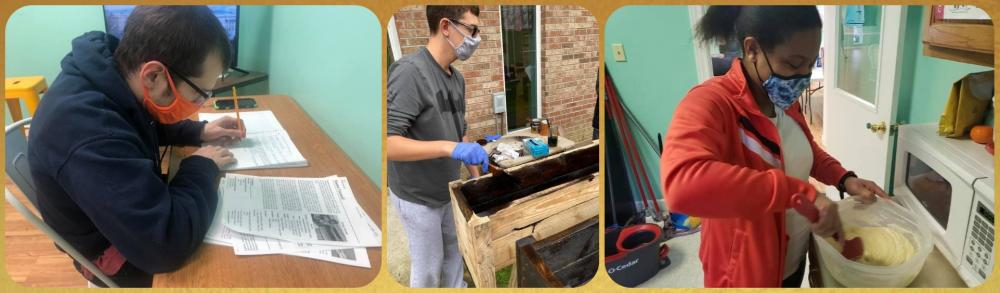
top-left (755, 51), bottom-right (811, 110)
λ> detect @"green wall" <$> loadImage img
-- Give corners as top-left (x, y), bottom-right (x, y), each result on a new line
top-left (5, 5), bottom-right (381, 183)
top-left (266, 6), bottom-right (381, 183)
top-left (605, 6), bottom-right (700, 206)
top-left (5, 6), bottom-right (273, 91)
top-left (4, 6), bottom-right (103, 87)
top-left (897, 5), bottom-right (992, 125)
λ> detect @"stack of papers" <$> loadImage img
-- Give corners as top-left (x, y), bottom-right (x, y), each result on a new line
top-left (199, 111), bottom-right (307, 170)
top-left (205, 174), bottom-right (381, 268)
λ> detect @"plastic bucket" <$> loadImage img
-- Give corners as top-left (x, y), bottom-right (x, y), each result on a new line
top-left (814, 197), bottom-right (933, 287)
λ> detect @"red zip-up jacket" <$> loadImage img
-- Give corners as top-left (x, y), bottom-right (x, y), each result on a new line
top-left (660, 59), bottom-right (848, 287)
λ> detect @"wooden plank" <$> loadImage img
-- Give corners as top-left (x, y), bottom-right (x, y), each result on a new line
top-left (516, 217), bottom-right (599, 288)
top-left (535, 218), bottom-right (599, 287)
top-left (551, 252), bottom-right (599, 287)
top-left (491, 195), bottom-right (599, 269)
top-left (489, 174), bottom-right (599, 237)
top-left (923, 44), bottom-right (995, 67)
top-left (450, 187), bottom-right (495, 288)
top-left (923, 22), bottom-right (994, 53)
top-left (448, 141), bottom-right (598, 288)
top-left (448, 180), bottom-right (475, 221)
top-left (458, 141), bottom-right (598, 213)
top-left (469, 217), bottom-right (495, 287)
top-left (515, 236), bottom-right (564, 288)
top-left (532, 217), bottom-right (599, 272)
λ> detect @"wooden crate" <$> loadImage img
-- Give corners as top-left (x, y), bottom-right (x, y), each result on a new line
top-left (448, 141), bottom-right (599, 288)
top-left (514, 217), bottom-right (599, 288)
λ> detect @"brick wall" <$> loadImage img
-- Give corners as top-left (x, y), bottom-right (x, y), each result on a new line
top-left (540, 6), bottom-right (599, 142)
top-left (392, 5), bottom-right (598, 142)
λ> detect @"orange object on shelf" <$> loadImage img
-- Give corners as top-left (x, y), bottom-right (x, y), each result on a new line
top-left (970, 125), bottom-right (992, 144)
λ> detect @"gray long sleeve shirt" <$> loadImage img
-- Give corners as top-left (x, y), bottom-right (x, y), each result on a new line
top-left (387, 47), bottom-right (467, 207)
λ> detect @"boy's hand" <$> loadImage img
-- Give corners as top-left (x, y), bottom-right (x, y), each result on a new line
top-left (192, 145), bottom-right (237, 168)
top-left (202, 116), bottom-right (246, 146)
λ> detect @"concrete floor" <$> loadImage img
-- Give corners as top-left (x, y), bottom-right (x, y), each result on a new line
top-left (637, 232), bottom-right (812, 288)
top-left (387, 195), bottom-right (477, 287)
top-left (636, 233), bottom-right (703, 288)
top-left (386, 197), bottom-right (410, 286)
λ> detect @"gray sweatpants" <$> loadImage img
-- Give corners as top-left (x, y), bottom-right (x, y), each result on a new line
top-left (390, 190), bottom-right (467, 288)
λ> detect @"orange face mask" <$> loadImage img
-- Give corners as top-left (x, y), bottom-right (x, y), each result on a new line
top-left (141, 67), bottom-right (202, 124)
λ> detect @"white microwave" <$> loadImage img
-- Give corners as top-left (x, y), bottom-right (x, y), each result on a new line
top-left (892, 124), bottom-right (994, 287)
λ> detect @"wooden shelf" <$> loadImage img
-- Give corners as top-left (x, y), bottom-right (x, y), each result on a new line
top-left (921, 5), bottom-right (994, 67)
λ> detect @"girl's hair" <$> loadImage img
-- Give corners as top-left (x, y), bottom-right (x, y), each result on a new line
top-left (696, 6), bottom-right (822, 52)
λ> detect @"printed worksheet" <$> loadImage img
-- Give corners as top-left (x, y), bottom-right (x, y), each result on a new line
top-left (199, 111), bottom-right (307, 170)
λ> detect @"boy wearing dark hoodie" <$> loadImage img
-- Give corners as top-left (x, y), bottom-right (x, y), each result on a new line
top-left (27, 6), bottom-right (245, 287)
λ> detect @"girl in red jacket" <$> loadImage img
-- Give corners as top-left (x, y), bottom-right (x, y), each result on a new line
top-left (660, 6), bottom-right (887, 288)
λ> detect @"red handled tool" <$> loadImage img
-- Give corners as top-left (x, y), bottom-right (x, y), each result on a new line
top-left (791, 193), bottom-right (864, 261)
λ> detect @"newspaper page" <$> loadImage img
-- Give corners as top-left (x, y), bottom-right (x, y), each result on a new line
top-left (220, 174), bottom-right (381, 247)
top-left (205, 194), bottom-right (370, 268)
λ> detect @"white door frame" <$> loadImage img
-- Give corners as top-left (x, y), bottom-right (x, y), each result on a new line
top-left (535, 5), bottom-right (543, 117)
top-left (688, 5), bottom-right (713, 82)
top-left (499, 5), bottom-right (543, 133)
top-left (387, 16), bottom-right (402, 62)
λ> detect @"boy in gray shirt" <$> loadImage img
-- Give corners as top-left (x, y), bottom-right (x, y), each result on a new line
top-left (386, 5), bottom-right (487, 288)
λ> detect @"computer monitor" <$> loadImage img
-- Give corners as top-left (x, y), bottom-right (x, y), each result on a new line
top-left (103, 5), bottom-right (239, 68)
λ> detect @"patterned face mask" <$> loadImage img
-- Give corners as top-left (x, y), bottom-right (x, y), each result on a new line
top-left (755, 50), bottom-right (811, 110)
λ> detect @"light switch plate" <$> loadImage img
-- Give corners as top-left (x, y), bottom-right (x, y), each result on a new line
top-left (612, 43), bottom-right (626, 62)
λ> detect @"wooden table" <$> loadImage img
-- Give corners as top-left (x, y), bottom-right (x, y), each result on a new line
top-left (153, 95), bottom-right (381, 288)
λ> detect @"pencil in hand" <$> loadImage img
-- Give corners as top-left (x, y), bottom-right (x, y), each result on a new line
top-left (232, 86), bottom-right (245, 139)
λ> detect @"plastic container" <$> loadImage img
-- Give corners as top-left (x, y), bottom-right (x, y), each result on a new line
top-left (814, 197), bottom-right (933, 287)
top-left (524, 138), bottom-right (549, 157)
top-left (606, 224), bottom-right (670, 287)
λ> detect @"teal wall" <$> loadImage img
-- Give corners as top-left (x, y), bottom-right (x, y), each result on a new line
top-left (266, 6), bottom-right (381, 183)
top-left (5, 5), bottom-right (381, 183)
top-left (5, 6), bottom-right (103, 87)
top-left (897, 5), bottom-right (992, 125)
top-left (605, 6), bottom-right (700, 205)
top-left (4, 6), bottom-right (272, 93)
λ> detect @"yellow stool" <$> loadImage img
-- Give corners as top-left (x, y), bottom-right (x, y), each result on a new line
top-left (5, 76), bottom-right (47, 122)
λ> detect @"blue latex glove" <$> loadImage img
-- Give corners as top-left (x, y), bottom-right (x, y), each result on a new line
top-left (451, 142), bottom-right (489, 173)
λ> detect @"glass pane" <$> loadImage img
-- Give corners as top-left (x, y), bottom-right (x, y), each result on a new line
top-left (905, 153), bottom-right (951, 228)
top-left (501, 5), bottom-right (537, 130)
top-left (708, 37), bottom-right (743, 76)
top-left (836, 5), bottom-right (882, 104)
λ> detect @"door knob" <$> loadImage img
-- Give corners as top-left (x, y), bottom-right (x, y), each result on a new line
top-left (866, 121), bottom-right (887, 135)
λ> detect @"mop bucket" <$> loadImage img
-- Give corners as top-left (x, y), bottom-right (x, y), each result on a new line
top-left (606, 224), bottom-right (669, 287)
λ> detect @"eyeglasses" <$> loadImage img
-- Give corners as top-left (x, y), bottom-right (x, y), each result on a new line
top-left (447, 18), bottom-right (479, 37)
top-left (162, 64), bottom-right (213, 102)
